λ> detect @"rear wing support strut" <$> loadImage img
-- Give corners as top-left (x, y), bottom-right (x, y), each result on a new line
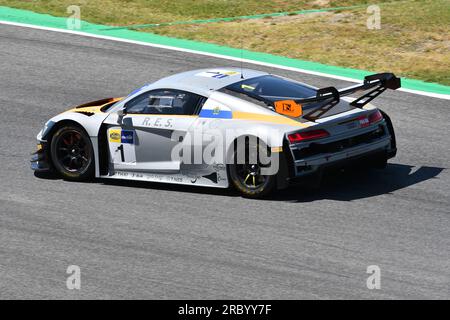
top-left (289, 73), bottom-right (401, 121)
top-left (345, 73), bottom-right (401, 108)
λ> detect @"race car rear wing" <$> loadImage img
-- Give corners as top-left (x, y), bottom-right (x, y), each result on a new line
top-left (275, 73), bottom-right (401, 121)
top-left (338, 72), bottom-right (401, 107)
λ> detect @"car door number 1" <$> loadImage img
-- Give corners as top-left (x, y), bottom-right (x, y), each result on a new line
top-left (116, 144), bottom-right (125, 162)
top-left (108, 128), bottom-right (136, 165)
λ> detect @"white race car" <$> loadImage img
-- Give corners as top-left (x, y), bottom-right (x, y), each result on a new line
top-left (32, 68), bottom-right (400, 198)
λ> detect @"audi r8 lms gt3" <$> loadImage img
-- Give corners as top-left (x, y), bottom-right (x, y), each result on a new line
top-left (31, 68), bottom-right (400, 198)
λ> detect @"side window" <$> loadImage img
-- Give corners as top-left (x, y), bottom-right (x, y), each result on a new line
top-left (125, 89), bottom-right (205, 115)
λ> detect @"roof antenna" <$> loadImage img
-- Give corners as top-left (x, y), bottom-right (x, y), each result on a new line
top-left (240, 19), bottom-right (244, 79)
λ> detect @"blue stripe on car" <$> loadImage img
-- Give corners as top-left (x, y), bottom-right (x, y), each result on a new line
top-left (199, 109), bottom-right (233, 119)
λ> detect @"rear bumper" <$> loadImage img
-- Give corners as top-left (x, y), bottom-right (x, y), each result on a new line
top-left (287, 122), bottom-right (394, 179)
top-left (30, 142), bottom-right (51, 172)
top-left (294, 135), bottom-right (390, 168)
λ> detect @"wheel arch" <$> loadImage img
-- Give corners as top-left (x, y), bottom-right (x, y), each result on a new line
top-left (225, 134), bottom-right (270, 165)
top-left (43, 119), bottom-right (86, 140)
top-left (225, 133), bottom-right (291, 191)
top-left (43, 119), bottom-right (102, 177)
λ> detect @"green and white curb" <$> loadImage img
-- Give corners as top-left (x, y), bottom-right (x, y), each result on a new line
top-left (1, 6), bottom-right (449, 100)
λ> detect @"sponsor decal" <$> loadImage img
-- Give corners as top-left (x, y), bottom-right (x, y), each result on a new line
top-left (121, 130), bottom-right (134, 144)
top-left (142, 117), bottom-right (173, 128)
top-left (114, 171), bottom-right (184, 184)
top-left (199, 109), bottom-right (233, 119)
top-left (109, 129), bottom-right (121, 143)
top-left (199, 106), bottom-right (233, 119)
top-left (241, 84), bottom-right (255, 91)
top-left (196, 69), bottom-right (240, 79)
top-left (274, 100), bottom-right (303, 118)
top-left (109, 129), bottom-right (135, 144)
top-left (358, 116), bottom-right (370, 128)
top-left (212, 106), bottom-right (221, 115)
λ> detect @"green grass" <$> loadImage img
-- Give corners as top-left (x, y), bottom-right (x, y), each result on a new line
top-left (0, 0), bottom-right (400, 25)
top-left (0, 0), bottom-right (448, 85)
top-left (148, 0), bottom-right (450, 85)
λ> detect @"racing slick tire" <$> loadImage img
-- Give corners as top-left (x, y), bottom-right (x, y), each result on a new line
top-left (380, 109), bottom-right (397, 158)
top-left (50, 125), bottom-right (95, 181)
top-left (228, 138), bottom-right (276, 198)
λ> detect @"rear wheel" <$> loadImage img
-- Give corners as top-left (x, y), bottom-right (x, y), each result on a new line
top-left (380, 109), bottom-right (397, 158)
top-left (228, 138), bottom-right (276, 198)
top-left (370, 109), bottom-right (395, 169)
top-left (50, 125), bottom-right (95, 181)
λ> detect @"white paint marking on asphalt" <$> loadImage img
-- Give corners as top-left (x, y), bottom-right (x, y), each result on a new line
top-left (1, 20), bottom-right (449, 101)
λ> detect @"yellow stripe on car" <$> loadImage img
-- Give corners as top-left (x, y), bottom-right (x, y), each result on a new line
top-left (271, 146), bottom-right (283, 153)
top-left (66, 97), bottom-right (124, 114)
top-left (232, 112), bottom-right (309, 128)
top-left (72, 106), bottom-right (103, 113)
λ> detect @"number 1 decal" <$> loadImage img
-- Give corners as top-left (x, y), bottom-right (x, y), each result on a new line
top-left (117, 144), bottom-right (125, 162)
top-left (108, 128), bottom-right (136, 165)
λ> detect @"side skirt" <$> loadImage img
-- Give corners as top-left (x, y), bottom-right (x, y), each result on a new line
top-left (100, 169), bottom-right (229, 188)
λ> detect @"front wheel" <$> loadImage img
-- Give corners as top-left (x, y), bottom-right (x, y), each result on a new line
top-left (228, 139), bottom-right (276, 198)
top-left (50, 125), bottom-right (95, 181)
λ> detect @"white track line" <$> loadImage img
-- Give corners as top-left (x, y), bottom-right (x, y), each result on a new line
top-left (1, 20), bottom-right (449, 100)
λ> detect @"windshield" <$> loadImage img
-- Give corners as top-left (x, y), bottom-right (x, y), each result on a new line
top-left (223, 75), bottom-right (317, 104)
top-left (222, 75), bottom-right (356, 121)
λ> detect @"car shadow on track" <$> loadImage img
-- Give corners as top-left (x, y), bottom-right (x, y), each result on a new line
top-left (268, 163), bottom-right (445, 202)
top-left (34, 170), bottom-right (241, 197)
top-left (35, 163), bottom-right (444, 201)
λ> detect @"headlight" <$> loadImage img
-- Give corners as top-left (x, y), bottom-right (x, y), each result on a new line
top-left (38, 121), bottom-right (55, 141)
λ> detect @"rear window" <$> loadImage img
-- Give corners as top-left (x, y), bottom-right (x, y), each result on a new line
top-left (222, 75), bottom-right (316, 105)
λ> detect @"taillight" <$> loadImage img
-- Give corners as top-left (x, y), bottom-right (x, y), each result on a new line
top-left (357, 115), bottom-right (370, 128)
top-left (368, 110), bottom-right (383, 124)
top-left (288, 129), bottom-right (329, 143)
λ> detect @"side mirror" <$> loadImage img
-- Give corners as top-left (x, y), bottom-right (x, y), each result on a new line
top-left (117, 107), bottom-right (126, 117)
top-left (117, 107), bottom-right (126, 124)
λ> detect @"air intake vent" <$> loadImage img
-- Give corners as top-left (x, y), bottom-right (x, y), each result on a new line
top-left (75, 111), bottom-right (95, 117)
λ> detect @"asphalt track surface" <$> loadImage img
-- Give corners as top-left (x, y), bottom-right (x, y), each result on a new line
top-left (0, 24), bottom-right (449, 299)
